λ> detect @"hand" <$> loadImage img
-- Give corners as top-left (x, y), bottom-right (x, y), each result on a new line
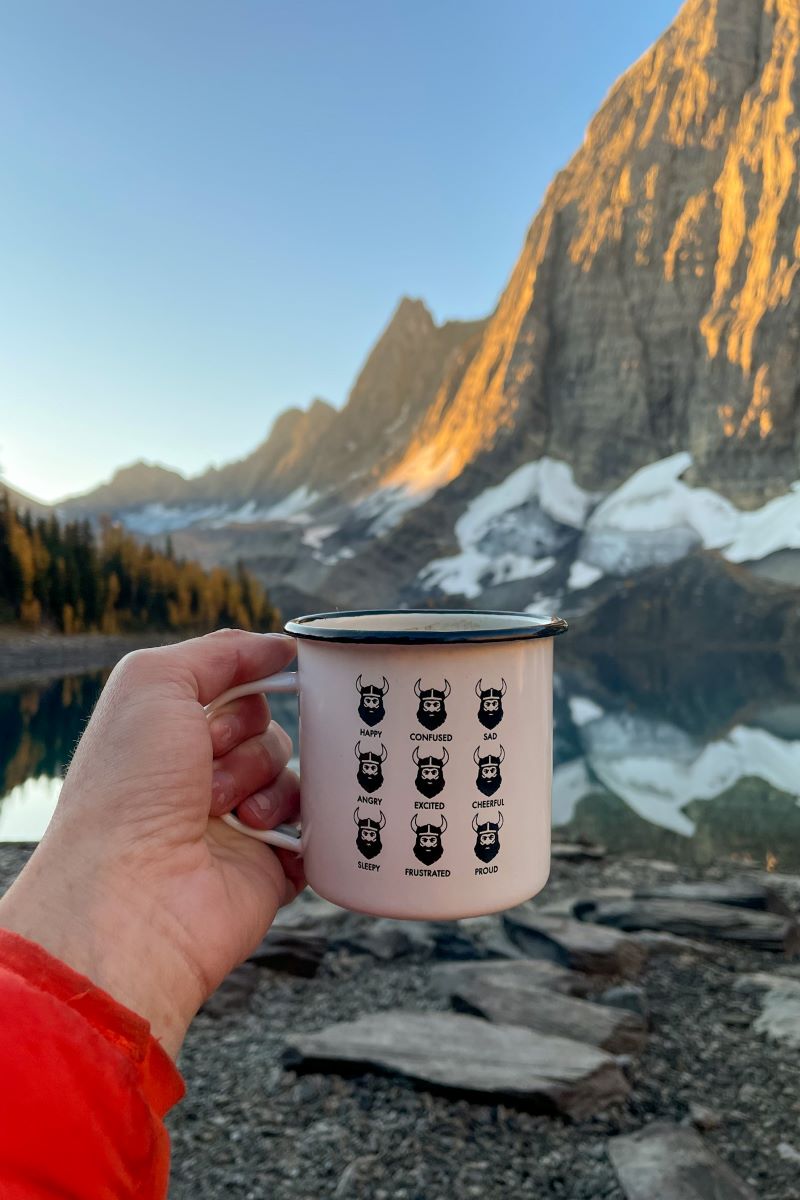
top-left (0, 629), bottom-right (304, 1057)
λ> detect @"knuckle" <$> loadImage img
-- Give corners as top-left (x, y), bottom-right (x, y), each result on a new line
top-left (206, 627), bottom-right (242, 643)
top-left (115, 647), bottom-right (157, 680)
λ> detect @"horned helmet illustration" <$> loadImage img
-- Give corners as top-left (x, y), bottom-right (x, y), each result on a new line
top-left (476, 677), bottom-right (507, 729)
top-left (354, 807), bottom-right (386, 859)
top-left (356, 674), bottom-right (389, 726)
top-left (412, 745), bottom-right (448, 798)
top-left (473, 810), bottom-right (503, 863)
top-left (473, 743), bottom-right (505, 796)
top-left (411, 812), bottom-right (447, 864)
top-left (355, 740), bottom-right (388, 794)
top-left (414, 677), bottom-right (451, 730)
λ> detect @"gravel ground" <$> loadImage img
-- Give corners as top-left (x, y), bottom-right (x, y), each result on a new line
top-left (1, 846), bottom-right (799, 1199)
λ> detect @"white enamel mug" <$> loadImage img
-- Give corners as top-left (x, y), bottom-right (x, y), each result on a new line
top-left (206, 609), bottom-right (567, 920)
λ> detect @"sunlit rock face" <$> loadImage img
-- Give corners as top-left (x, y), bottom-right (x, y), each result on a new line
top-left (56, 0), bottom-right (800, 621)
top-left (389, 0), bottom-right (800, 509)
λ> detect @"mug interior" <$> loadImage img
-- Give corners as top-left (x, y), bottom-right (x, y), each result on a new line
top-left (284, 608), bottom-right (567, 644)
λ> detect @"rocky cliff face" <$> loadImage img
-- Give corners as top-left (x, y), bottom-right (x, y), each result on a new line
top-left (389, 0), bottom-right (800, 508)
top-left (58, 0), bottom-right (800, 631)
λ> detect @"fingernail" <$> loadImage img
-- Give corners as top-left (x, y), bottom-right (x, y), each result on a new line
top-left (211, 769), bottom-right (233, 807)
top-left (210, 714), bottom-right (239, 750)
top-left (244, 790), bottom-right (279, 820)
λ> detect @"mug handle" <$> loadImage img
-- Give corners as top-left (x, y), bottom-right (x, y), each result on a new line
top-left (205, 671), bottom-right (303, 854)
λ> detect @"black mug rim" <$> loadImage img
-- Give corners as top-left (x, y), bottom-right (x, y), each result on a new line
top-left (284, 608), bottom-right (568, 645)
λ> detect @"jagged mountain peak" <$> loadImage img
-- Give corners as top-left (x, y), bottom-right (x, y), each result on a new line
top-left (65, 460), bottom-right (188, 510)
top-left (387, 0), bottom-right (800, 506)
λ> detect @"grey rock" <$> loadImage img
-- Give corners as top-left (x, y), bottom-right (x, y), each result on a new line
top-left (247, 890), bottom-right (343, 976)
top-left (609, 1121), bottom-right (757, 1200)
top-left (503, 907), bottom-right (648, 978)
top-left (586, 898), bottom-right (800, 954)
top-left (333, 1156), bottom-right (380, 1197)
top-left (551, 842), bottom-right (606, 860)
top-left (285, 1010), bottom-right (629, 1118)
top-left (688, 1102), bottom-right (723, 1132)
top-left (440, 966), bottom-right (646, 1054)
top-left (598, 984), bottom-right (649, 1021)
top-left (333, 918), bottom-right (478, 962)
top-left (201, 963), bottom-right (260, 1018)
top-left (434, 958), bottom-right (593, 998)
top-left (543, 887), bottom-right (632, 920)
top-left (634, 878), bottom-right (791, 916)
top-left (248, 929), bottom-right (328, 977)
top-left (748, 871), bottom-right (800, 899)
top-left (737, 973), bottom-right (800, 1048)
top-left (627, 930), bottom-right (716, 957)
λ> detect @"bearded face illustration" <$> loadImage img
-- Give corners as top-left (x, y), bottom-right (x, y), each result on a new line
top-left (355, 741), bottom-right (387, 793)
top-left (356, 675), bottom-right (389, 727)
top-left (473, 812), bottom-right (503, 862)
top-left (354, 808), bottom-right (386, 859)
top-left (414, 678), bottom-right (451, 730)
top-left (412, 745), bottom-right (448, 798)
top-left (411, 814), bottom-right (447, 865)
top-left (473, 745), bottom-right (504, 796)
top-left (476, 678), bottom-right (506, 730)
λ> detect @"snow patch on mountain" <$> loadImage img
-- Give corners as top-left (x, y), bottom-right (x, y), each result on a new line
top-left (567, 560), bottom-right (603, 590)
top-left (416, 458), bottom-right (588, 598)
top-left (302, 524), bottom-right (338, 551)
top-left (264, 485), bottom-right (318, 522)
top-left (421, 550), bottom-right (555, 600)
top-left (724, 483), bottom-right (800, 562)
top-left (124, 503), bottom-right (227, 535)
top-left (580, 453), bottom-right (800, 574)
top-left (356, 483), bottom-right (437, 537)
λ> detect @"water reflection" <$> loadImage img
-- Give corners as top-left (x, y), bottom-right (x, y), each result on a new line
top-left (2, 655), bottom-right (799, 868)
top-left (553, 650), bottom-right (800, 869)
top-left (0, 674), bottom-right (105, 840)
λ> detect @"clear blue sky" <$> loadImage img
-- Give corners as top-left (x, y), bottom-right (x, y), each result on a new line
top-left (1, 0), bottom-right (679, 503)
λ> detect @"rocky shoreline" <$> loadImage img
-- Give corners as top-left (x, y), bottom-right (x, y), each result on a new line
top-left (1, 845), bottom-right (799, 1197)
top-left (0, 630), bottom-right (182, 686)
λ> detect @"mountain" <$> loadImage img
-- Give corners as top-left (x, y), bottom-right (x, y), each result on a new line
top-left (58, 0), bottom-right (800, 632)
top-left (0, 482), bottom-right (50, 518)
top-left (62, 298), bottom-right (487, 528)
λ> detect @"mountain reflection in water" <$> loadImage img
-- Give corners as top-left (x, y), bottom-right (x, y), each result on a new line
top-left (1, 653), bottom-right (799, 868)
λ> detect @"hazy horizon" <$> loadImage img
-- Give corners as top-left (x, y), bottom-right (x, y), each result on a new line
top-left (2, 0), bottom-right (678, 504)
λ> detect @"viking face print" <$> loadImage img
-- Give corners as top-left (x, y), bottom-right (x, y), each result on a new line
top-left (356, 674), bottom-right (389, 727)
top-left (412, 745), bottom-right (448, 798)
top-left (411, 813), bottom-right (447, 865)
top-left (355, 741), bottom-right (387, 793)
top-left (476, 678), bottom-right (507, 729)
top-left (414, 678), bottom-right (451, 730)
top-left (473, 811), bottom-right (503, 863)
top-left (354, 807), bottom-right (386, 859)
top-left (473, 744), bottom-right (505, 796)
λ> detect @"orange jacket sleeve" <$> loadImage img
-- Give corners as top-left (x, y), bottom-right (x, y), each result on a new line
top-left (0, 928), bottom-right (185, 1199)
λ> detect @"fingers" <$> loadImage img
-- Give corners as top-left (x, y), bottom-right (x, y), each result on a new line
top-left (275, 845), bottom-right (306, 905)
top-left (207, 693), bottom-right (270, 757)
top-left (210, 721), bottom-right (292, 816)
top-left (213, 766), bottom-right (304, 905)
top-left (128, 628), bottom-right (297, 705)
top-left (235, 765), bottom-right (300, 830)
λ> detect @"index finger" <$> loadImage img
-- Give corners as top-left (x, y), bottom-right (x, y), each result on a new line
top-left (143, 629), bottom-right (296, 705)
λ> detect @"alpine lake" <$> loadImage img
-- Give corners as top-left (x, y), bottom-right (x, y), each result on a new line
top-left (3, 644), bottom-right (799, 870)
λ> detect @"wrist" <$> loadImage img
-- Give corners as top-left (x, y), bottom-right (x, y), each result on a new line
top-left (0, 848), bottom-right (201, 1058)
